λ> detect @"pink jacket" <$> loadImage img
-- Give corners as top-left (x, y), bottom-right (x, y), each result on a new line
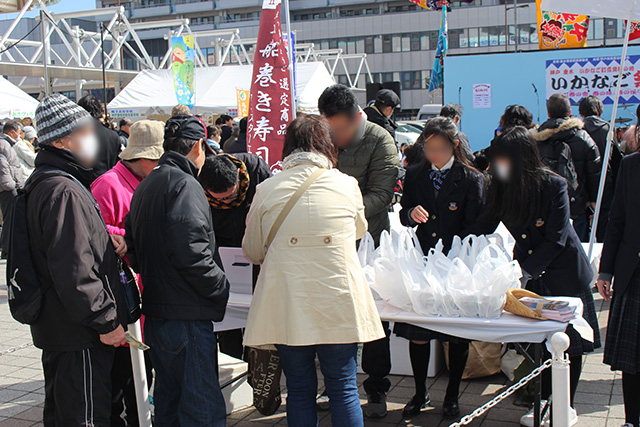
top-left (91, 161), bottom-right (142, 236)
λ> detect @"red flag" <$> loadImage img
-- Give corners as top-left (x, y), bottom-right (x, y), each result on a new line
top-left (626, 21), bottom-right (640, 41)
top-left (247, 0), bottom-right (292, 173)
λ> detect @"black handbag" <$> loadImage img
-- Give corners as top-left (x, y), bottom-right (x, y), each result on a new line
top-left (117, 257), bottom-right (142, 325)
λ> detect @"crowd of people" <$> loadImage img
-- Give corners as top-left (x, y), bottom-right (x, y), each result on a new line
top-left (1, 83), bottom-right (639, 427)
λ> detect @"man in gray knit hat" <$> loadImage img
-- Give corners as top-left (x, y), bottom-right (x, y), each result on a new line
top-left (25, 94), bottom-right (128, 425)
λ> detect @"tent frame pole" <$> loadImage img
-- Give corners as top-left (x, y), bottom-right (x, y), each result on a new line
top-left (587, 15), bottom-right (633, 259)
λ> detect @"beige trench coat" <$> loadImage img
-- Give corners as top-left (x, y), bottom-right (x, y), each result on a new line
top-left (242, 162), bottom-right (385, 347)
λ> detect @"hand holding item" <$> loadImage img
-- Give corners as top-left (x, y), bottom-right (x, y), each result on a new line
top-left (410, 205), bottom-right (429, 224)
top-left (100, 325), bottom-right (127, 347)
top-left (110, 234), bottom-right (128, 257)
top-left (596, 279), bottom-right (612, 301)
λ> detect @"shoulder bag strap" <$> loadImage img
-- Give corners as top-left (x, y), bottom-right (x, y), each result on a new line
top-left (264, 167), bottom-right (327, 252)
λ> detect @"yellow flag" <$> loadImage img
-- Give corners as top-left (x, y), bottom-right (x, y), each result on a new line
top-left (236, 89), bottom-right (250, 117)
top-left (536, 0), bottom-right (589, 49)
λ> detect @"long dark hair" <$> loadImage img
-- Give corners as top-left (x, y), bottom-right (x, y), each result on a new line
top-left (484, 126), bottom-right (548, 226)
top-left (282, 114), bottom-right (338, 165)
top-left (419, 116), bottom-right (474, 170)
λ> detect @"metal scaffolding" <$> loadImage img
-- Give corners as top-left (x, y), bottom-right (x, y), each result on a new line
top-left (0, 1), bottom-right (373, 95)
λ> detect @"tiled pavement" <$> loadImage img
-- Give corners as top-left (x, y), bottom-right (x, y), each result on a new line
top-left (0, 258), bottom-right (622, 426)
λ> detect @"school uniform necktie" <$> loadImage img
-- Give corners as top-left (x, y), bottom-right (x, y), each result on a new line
top-left (429, 169), bottom-right (450, 191)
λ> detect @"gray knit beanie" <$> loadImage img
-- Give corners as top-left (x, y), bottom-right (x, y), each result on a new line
top-left (35, 94), bottom-right (93, 146)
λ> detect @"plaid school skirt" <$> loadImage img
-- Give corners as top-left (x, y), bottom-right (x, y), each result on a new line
top-left (526, 279), bottom-right (602, 358)
top-left (604, 266), bottom-right (640, 374)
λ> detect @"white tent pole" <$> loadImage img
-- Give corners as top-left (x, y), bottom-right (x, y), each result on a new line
top-left (127, 322), bottom-right (152, 427)
top-left (587, 15), bottom-right (633, 259)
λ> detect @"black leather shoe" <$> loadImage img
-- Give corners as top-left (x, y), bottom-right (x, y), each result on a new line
top-left (442, 400), bottom-right (460, 419)
top-left (402, 394), bottom-right (431, 418)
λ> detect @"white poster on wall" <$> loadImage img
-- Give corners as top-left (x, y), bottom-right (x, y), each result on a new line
top-left (473, 83), bottom-right (492, 108)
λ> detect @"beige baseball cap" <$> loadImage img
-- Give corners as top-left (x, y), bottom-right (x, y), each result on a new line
top-left (119, 120), bottom-right (165, 161)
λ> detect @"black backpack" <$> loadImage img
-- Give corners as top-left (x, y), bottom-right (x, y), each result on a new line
top-left (6, 170), bottom-right (74, 324)
top-left (537, 140), bottom-right (580, 200)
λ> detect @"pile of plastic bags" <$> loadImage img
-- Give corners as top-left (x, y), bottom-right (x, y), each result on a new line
top-left (359, 228), bottom-right (522, 319)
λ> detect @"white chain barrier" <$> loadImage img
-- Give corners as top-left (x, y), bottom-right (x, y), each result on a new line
top-left (0, 342), bottom-right (33, 356)
top-left (449, 358), bottom-right (554, 427)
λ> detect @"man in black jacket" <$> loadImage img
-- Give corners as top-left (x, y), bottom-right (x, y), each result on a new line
top-left (78, 94), bottom-right (122, 181)
top-left (532, 94), bottom-right (602, 240)
top-left (125, 115), bottom-right (229, 426)
top-left (580, 95), bottom-right (617, 242)
top-left (29, 94), bottom-right (128, 426)
top-left (363, 89), bottom-right (400, 137)
top-left (199, 152), bottom-right (271, 359)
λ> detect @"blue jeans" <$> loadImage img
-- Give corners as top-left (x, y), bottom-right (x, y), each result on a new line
top-left (145, 318), bottom-right (226, 426)
top-left (276, 343), bottom-right (362, 427)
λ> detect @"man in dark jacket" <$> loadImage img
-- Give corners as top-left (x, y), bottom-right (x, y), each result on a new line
top-left (28, 94), bottom-right (128, 425)
top-left (532, 94), bottom-right (602, 240)
top-left (228, 117), bottom-right (247, 153)
top-left (319, 84), bottom-right (400, 419)
top-left (219, 114), bottom-right (233, 144)
top-left (439, 104), bottom-right (475, 162)
top-left (580, 95), bottom-right (617, 242)
top-left (364, 89), bottom-right (400, 137)
top-left (198, 152), bottom-right (271, 358)
top-left (0, 120), bottom-right (25, 257)
top-left (118, 117), bottom-right (132, 146)
top-left (78, 95), bottom-right (122, 180)
top-left (125, 115), bottom-right (229, 426)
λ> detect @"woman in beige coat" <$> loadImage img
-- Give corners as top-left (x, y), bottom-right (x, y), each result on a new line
top-left (243, 115), bottom-right (384, 427)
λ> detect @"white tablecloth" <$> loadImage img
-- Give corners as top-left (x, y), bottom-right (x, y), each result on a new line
top-left (376, 297), bottom-right (593, 352)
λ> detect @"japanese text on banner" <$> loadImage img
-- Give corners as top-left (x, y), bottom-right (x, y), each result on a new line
top-left (247, 0), bottom-right (292, 173)
top-left (545, 55), bottom-right (640, 105)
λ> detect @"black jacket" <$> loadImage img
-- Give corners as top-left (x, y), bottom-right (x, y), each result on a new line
top-left (94, 119), bottom-right (123, 181)
top-left (364, 105), bottom-right (397, 137)
top-left (532, 118), bottom-right (601, 215)
top-left (228, 132), bottom-right (247, 154)
top-left (26, 146), bottom-right (126, 351)
top-left (599, 153), bottom-right (640, 296)
top-left (583, 115), bottom-right (623, 185)
top-left (209, 153), bottom-right (271, 248)
top-left (476, 174), bottom-right (592, 296)
top-left (125, 151), bottom-right (229, 321)
top-left (400, 161), bottom-right (484, 253)
top-left (220, 125), bottom-right (233, 145)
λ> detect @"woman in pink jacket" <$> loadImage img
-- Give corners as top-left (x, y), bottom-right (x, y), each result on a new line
top-left (91, 120), bottom-right (164, 427)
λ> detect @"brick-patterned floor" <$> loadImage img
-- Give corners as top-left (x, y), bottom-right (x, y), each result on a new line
top-left (0, 258), bottom-right (621, 426)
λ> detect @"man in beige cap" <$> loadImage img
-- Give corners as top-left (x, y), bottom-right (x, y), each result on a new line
top-left (90, 119), bottom-right (164, 426)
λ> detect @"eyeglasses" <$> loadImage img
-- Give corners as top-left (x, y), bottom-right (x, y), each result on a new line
top-left (209, 185), bottom-right (239, 202)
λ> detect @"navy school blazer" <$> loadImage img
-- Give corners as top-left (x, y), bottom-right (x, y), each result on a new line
top-left (399, 160), bottom-right (485, 253)
top-left (599, 152), bottom-right (640, 296)
top-left (473, 173), bottom-right (592, 296)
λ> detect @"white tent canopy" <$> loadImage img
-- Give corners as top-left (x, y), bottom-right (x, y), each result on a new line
top-left (108, 62), bottom-right (335, 118)
top-left (540, 0), bottom-right (640, 21)
top-left (0, 76), bottom-right (39, 119)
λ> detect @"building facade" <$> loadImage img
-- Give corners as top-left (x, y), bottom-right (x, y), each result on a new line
top-left (89, 0), bottom-right (635, 113)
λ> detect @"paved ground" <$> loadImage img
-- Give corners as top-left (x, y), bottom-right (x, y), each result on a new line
top-left (0, 258), bottom-right (623, 427)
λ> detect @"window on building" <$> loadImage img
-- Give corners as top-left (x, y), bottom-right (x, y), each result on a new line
top-left (420, 32), bottom-right (429, 50)
top-left (338, 40), bottom-right (347, 53)
top-left (392, 35), bottom-right (402, 52)
top-left (347, 38), bottom-right (357, 54)
top-left (593, 18), bottom-right (604, 39)
top-left (459, 28), bottom-right (469, 48)
top-left (410, 33), bottom-right (421, 51)
top-left (479, 27), bottom-right (489, 47)
top-left (337, 75), bottom-right (350, 85)
top-left (356, 38), bottom-right (365, 53)
top-left (382, 72), bottom-right (394, 82)
top-left (429, 31), bottom-right (439, 49)
top-left (469, 28), bottom-right (479, 47)
top-left (329, 39), bottom-right (338, 49)
top-left (374, 35), bottom-right (383, 53)
top-left (605, 19), bottom-right (617, 39)
top-left (365, 36), bottom-right (374, 54)
top-left (449, 29), bottom-right (460, 48)
top-left (401, 34), bottom-right (411, 52)
top-left (382, 35), bottom-right (392, 52)
top-left (401, 71), bottom-right (422, 90)
top-left (489, 26), bottom-right (502, 46)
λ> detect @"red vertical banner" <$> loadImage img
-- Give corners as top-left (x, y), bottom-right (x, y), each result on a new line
top-left (247, 0), bottom-right (292, 173)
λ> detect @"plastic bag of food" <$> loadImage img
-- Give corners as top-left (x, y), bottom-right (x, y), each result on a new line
top-left (357, 232), bottom-right (377, 268)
